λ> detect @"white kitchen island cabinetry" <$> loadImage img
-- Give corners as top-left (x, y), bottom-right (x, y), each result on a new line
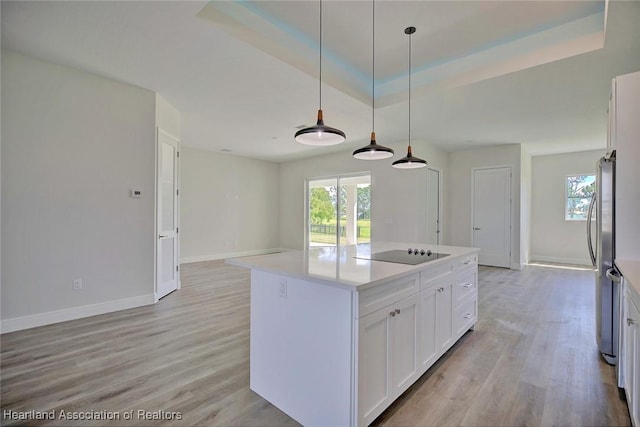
top-left (618, 259), bottom-right (640, 427)
top-left (228, 242), bottom-right (479, 427)
top-left (454, 254), bottom-right (479, 337)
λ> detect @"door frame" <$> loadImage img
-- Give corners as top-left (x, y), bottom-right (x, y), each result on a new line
top-left (426, 166), bottom-right (443, 245)
top-left (155, 127), bottom-right (181, 302)
top-left (470, 165), bottom-right (513, 268)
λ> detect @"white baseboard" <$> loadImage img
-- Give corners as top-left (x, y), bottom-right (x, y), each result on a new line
top-left (529, 254), bottom-right (592, 266)
top-left (0, 294), bottom-right (155, 334)
top-left (180, 248), bottom-right (289, 264)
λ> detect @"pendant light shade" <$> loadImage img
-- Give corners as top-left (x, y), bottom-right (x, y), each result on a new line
top-left (353, 132), bottom-right (394, 160)
top-left (393, 26), bottom-right (427, 169)
top-left (295, 109), bottom-right (346, 145)
top-left (353, 0), bottom-right (394, 160)
top-left (391, 145), bottom-right (427, 169)
top-left (295, 0), bottom-right (346, 146)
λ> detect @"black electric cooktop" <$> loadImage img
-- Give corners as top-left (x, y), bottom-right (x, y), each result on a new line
top-left (356, 249), bottom-right (449, 265)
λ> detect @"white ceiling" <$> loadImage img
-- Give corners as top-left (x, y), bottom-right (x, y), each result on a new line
top-left (2, 1), bottom-right (640, 162)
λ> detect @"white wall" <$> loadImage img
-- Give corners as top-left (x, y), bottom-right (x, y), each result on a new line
top-left (447, 144), bottom-right (522, 269)
top-left (179, 147), bottom-right (280, 262)
top-left (279, 140), bottom-right (449, 250)
top-left (530, 149), bottom-right (605, 265)
top-left (156, 94), bottom-right (181, 139)
top-left (1, 50), bottom-right (157, 332)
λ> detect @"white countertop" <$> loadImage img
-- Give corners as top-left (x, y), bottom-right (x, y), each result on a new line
top-left (226, 242), bottom-right (479, 290)
top-left (617, 258), bottom-right (640, 296)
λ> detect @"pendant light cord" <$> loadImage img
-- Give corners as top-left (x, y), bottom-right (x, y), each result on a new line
top-left (319, 0), bottom-right (323, 110)
top-left (372, 0), bottom-right (375, 132)
top-left (408, 29), bottom-right (412, 149)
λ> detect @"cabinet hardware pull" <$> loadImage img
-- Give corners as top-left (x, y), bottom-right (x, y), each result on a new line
top-left (628, 318), bottom-right (637, 326)
top-left (463, 283), bottom-right (473, 288)
top-left (463, 260), bottom-right (471, 264)
top-left (464, 313), bottom-right (473, 319)
top-left (390, 311), bottom-right (396, 317)
top-left (395, 309), bottom-right (401, 315)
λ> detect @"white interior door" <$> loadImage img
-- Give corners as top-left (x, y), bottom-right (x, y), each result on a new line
top-left (426, 168), bottom-right (441, 245)
top-left (472, 167), bottom-right (511, 268)
top-left (156, 128), bottom-right (180, 300)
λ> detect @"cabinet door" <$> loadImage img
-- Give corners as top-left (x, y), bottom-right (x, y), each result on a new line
top-left (436, 283), bottom-right (454, 352)
top-left (391, 294), bottom-right (420, 396)
top-left (634, 322), bottom-right (640, 427)
top-left (419, 286), bottom-right (438, 372)
top-left (626, 294), bottom-right (640, 427)
top-left (359, 307), bottom-right (392, 425)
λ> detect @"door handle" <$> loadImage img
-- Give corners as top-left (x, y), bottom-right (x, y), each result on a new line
top-left (606, 268), bottom-right (621, 283)
top-left (159, 234), bottom-right (168, 238)
top-left (463, 283), bottom-right (473, 288)
top-left (628, 318), bottom-right (637, 326)
top-left (473, 227), bottom-right (481, 231)
top-left (587, 193), bottom-right (597, 267)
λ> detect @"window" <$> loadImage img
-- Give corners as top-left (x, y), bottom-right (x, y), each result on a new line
top-left (307, 174), bottom-right (371, 247)
top-left (565, 174), bottom-right (596, 220)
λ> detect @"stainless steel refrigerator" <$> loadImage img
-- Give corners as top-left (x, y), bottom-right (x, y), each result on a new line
top-left (588, 150), bottom-right (621, 365)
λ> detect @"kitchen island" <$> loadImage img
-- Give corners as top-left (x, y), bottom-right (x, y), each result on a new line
top-left (227, 242), bottom-right (479, 427)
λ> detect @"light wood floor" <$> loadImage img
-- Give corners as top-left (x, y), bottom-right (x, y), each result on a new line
top-left (0, 261), bottom-right (631, 427)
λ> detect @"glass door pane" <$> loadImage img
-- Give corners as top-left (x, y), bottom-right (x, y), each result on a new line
top-left (308, 178), bottom-right (338, 247)
top-left (338, 175), bottom-right (371, 246)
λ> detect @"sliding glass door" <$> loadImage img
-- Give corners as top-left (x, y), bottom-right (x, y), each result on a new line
top-left (307, 174), bottom-right (371, 247)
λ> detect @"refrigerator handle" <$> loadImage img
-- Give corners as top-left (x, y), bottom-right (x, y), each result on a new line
top-left (606, 267), bottom-right (621, 283)
top-left (587, 192), bottom-right (597, 267)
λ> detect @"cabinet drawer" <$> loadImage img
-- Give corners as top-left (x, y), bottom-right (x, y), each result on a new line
top-left (359, 274), bottom-right (420, 318)
top-left (454, 268), bottom-right (477, 303)
top-left (420, 262), bottom-right (453, 290)
top-left (454, 297), bottom-right (477, 336)
top-left (456, 254), bottom-right (478, 270)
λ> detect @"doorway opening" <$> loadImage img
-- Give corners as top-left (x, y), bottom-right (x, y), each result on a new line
top-left (306, 174), bottom-right (371, 247)
top-left (156, 128), bottom-right (180, 300)
top-left (426, 167), bottom-right (442, 245)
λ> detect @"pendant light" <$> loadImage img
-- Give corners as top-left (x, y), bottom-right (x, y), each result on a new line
top-left (392, 26), bottom-right (427, 169)
top-left (353, 0), bottom-right (394, 160)
top-left (295, 0), bottom-right (346, 146)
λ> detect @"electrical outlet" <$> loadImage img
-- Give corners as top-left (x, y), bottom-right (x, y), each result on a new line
top-left (279, 279), bottom-right (287, 298)
top-left (73, 278), bottom-right (83, 290)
